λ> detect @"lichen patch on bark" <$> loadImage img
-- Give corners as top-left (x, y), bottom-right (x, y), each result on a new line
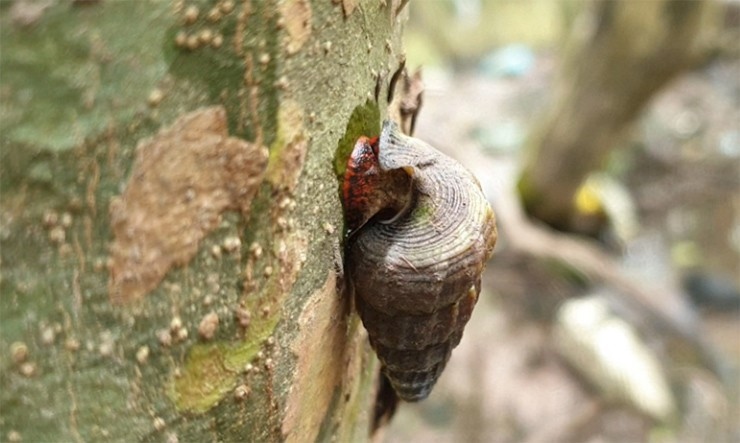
top-left (108, 106), bottom-right (268, 303)
top-left (171, 230), bottom-right (308, 414)
top-left (170, 344), bottom-right (233, 414)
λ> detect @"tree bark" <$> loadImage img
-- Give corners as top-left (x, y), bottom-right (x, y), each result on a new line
top-left (517, 0), bottom-right (714, 233)
top-left (0, 0), bottom-right (405, 441)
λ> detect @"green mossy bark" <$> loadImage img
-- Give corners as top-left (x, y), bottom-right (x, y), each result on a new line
top-left (0, 0), bottom-right (403, 441)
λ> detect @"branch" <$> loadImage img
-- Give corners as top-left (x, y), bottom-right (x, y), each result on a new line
top-left (456, 149), bottom-right (725, 379)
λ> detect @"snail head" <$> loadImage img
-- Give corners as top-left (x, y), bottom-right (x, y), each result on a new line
top-left (342, 135), bottom-right (413, 237)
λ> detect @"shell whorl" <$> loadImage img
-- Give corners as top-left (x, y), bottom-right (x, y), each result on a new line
top-left (346, 120), bottom-right (497, 401)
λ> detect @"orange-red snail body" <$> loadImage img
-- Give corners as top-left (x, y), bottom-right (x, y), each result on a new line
top-left (342, 120), bottom-right (497, 401)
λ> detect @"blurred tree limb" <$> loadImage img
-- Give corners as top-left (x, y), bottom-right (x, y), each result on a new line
top-left (517, 0), bottom-right (717, 234)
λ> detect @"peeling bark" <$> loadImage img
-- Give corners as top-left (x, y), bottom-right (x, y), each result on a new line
top-left (108, 106), bottom-right (268, 303)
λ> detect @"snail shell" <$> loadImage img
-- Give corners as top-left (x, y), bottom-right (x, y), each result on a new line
top-left (344, 120), bottom-right (497, 401)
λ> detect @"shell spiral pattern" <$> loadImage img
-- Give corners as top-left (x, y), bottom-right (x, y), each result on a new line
top-left (345, 120), bottom-right (497, 401)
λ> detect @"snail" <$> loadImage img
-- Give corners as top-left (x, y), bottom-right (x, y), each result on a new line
top-left (342, 119), bottom-right (497, 401)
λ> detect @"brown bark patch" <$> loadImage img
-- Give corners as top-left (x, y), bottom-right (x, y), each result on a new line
top-left (108, 106), bottom-right (268, 303)
top-left (341, 0), bottom-right (358, 18)
top-left (282, 272), bottom-right (349, 442)
top-left (280, 0), bottom-right (312, 55)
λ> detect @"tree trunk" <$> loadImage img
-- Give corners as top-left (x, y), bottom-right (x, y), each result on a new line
top-left (0, 0), bottom-right (404, 441)
top-left (516, 0), bottom-right (714, 233)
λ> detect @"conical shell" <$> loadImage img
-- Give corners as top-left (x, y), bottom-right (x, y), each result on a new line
top-left (347, 120), bottom-right (497, 401)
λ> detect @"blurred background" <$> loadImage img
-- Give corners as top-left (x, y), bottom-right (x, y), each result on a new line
top-left (385, 1), bottom-right (739, 442)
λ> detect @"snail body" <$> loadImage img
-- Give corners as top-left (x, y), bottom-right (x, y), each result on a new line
top-left (343, 120), bottom-right (497, 401)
